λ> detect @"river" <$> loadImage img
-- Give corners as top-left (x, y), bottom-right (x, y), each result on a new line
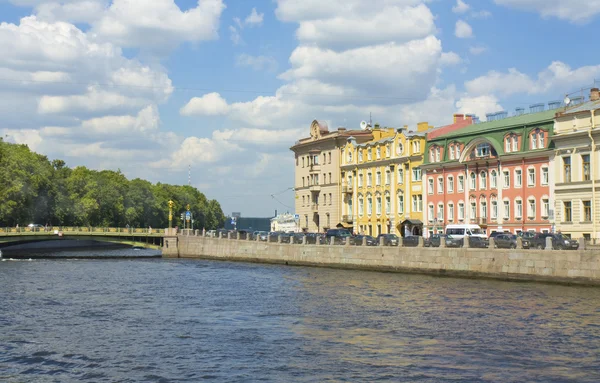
top-left (1, 249), bottom-right (599, 382)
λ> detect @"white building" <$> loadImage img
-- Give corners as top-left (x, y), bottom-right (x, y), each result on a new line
top-left (270, 214), bottom-right (299, 233)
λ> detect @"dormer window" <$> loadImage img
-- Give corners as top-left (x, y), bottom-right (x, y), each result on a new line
top-left (376, 147), bottom-right (381, 159)
top-left (476, 143), bottom-right (490, 157)
top-left (347, 149), bottom-right (353, 163)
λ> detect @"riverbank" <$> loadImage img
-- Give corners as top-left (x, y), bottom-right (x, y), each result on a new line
top-left (164, 235), bottom-right (600, 286)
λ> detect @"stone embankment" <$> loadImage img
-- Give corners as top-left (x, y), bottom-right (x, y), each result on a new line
top-left (163, 233), bottom-right (600, 286)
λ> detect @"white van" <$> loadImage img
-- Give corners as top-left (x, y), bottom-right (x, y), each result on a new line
top-left (445, 224), bottom-right (486, 239)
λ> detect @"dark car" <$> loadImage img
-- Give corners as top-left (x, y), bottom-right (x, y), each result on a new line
top-left (445, 236), bottom-right (489, 248)
top-left (424, 234), bottom-right (447, 247)
top-left (291, 233), bottom-right (305, 244)
top-left (530, 233), bottom-right (579, 250)
top-left (325, 228), bottom-right (352, 245)
top-left (402, 236), bottom-right (421, 247)
top-left (304, 232), bottom-right (325, 245)
top-left (215, 228), bottom-right (229, 238)
top-left (489, 231), bottom-right (510, 240)
top-left (494, 234), bottom-right (530, 249)
top-left (444, 235), bottom-right (462, 248)
top-left (377, 233), bottom-right (399, 246)
top-left (353, 235), bottom-right (378, 246)
top-left (518, 231), bottom-right (537, 241)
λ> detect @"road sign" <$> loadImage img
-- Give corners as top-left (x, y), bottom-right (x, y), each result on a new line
top-left (294, 214), bottom-right (300, 220)
top-left (185, 211), bottom-right (191, 221)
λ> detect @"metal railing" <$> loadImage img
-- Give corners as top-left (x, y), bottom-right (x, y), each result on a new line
top-left (0, 227), bottom-right (165, 236)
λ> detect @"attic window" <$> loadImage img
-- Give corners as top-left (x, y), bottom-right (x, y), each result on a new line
top-left (476, 143), bottom-right (490, 157)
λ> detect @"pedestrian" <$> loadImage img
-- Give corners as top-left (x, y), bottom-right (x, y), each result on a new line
top-left (148, 226), bottom-right (152, 234)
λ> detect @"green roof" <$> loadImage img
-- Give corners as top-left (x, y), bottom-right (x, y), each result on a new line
top-left (434, 109), bottom-right (556, 141)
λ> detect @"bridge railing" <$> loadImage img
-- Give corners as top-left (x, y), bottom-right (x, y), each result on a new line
top-left (0, 227), bottom-right (166, 235)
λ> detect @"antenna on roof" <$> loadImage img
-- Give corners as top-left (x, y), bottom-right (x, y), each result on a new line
top-left (369, 112), bottom-right (372, 127)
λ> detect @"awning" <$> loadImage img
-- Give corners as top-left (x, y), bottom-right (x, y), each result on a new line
top-left (336, 222), bottom-right (353, 229)
top-left (401, 219), bottom-right (423, 226)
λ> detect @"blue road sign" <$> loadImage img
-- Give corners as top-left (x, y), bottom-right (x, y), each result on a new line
top-left (185, 211), bottom-right (191, 221)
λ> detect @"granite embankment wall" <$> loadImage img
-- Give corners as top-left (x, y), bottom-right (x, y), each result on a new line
top-left (163, 236), bottom-right (600, 286)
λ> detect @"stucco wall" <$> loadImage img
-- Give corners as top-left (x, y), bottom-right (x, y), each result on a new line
top-left (165, 235), bottom-right (600, 286)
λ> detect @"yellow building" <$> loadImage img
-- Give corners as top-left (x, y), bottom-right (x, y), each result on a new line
top-left (340, 122), bottom-right (431, 237)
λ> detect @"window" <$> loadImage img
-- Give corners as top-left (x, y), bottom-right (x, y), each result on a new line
top-left (429, 149), bottom-right (435, 163)
top-left (398, 194), bottom-right (404, 214)
top-left (367, 172), bottom-right (372, 187)
top-left (527, 168), bottom-right (535, 186)
top-left (582, 154), bottom-right (591, 181)
top-left (490, 170), bottom-right (497, 188)
top-left (541, 167), bottom-right (548, 185)
top-left (438, 177), bottom-right (444, 193)
top-left (385, 170), bottom-right (391, 185)
top-left (428, 204), bottom-right (434, 221)
top-left (376, 147), bottom-right (381, 159)
top-left (470, 201), bottom-right (476, 220)
top-left (329, 193), bottom-right (332, 205)
top-left (448, 176), bottom-right (454, 193)
top-left (515, 199), bottom-right (523, 218)
top-left (470, 172), bottom-right (476, 190)
top-left (542, 198), bottom-right (549, 218)
top-left (458, 175), bottom-right (464, 192)
top-left (448, 203), bottom-right (454, 221)
top-left (302, 177), bottom-right (305, 187)
top-left (323, 194), bottom-right (327, 205)
top-left (449, 145), bottom-right (455, 160)
top-left (480, 171), bottom-right (487, 189)
top-left (428, 178), bottom-right (434, 194)
top-left (531, 132), bottom-right (538, 149)
top-left (328, 152), bottom-right (331, 164)
top-left (386, 144), bottom-right (390, 158)
top-left (314, 174), bottom-right (319, 185)
top-left (412, 194), bottom-right (423, 212)
top-left (358, 173), bottom-right (364, 187)
top-left (583, 200), bottom-right (592, 221)
top-left (398, 168), bottom-right (404, 184)
top-left (481, 201), bottom-right (488, 219)
top-left (491, 200), bottom-right (498, 220)
top-left (515, 169), bottom-right (522, 187)
top-left (435, 147), bottom-right (441, 162)
top-left (503, 170), bottom-right (510, 188)
top-left (458, 202), bottom-right (465, 220)
top-left (313, 154), bottom-right (319, 165)
top-left (528, 199), bottom-right (536, 218)
top-left (368, 149), bottom-right (372, 161)
top-left (539, 132), bottom-right (544, 148)
top-left (302, 196), bottom-right (305, 206)
top-left (437, 204), bottom-right (444, 220)
top-left (329, 173), bottom-right (332, 184)
top-left (512, 136), bottom-right (518, 151)
top-left (412, 141), bottom-right (421, 153)
top-left (358, 196), bottom-right (364, 216)
top-left (358, 151), bottom-right (363, 162)
top-left (412, 168), bottom-right (422, 181)
top-left (376, 195), bottom-right (382, 215)
top-left (564, 201), bottom-right (572, 222)
top-left (376, 171), bottom-right (381, 186)
top-left (323, 173), bottom-right (326, 184)
top-left (323, 153), bottom-right (326, 164)
top-left (347, 198), bottom-right (353, 215)
top-left (397, 142), bottom-right (404, 155)
top-left (455, 145), bottom-right (461, 159)
top-left (385, 194), bottom-right (391, 214)
top-left (302, 157), bottom-right (305, 168)
top-left (476, 143), bottom-right (490, 157)
top-left (347, 150), bottom-right (352, 163)
top-left (563, 157), bottom-right (571, 182)
top-left (367, 195), bottom-right (373, 215)
top-left (503, 200), bottom-right (510, 219)
top-left (505, 138), bottom-right (511, 152)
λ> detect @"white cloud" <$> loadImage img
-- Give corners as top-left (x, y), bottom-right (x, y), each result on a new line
top-left (440, 51), bottom-right (462, 66)
top-left (212, 128), bottom-right (304, 146)
top-left (456, 95), bottom-right (503, 121)
top-left (452, 0), bottom-right (470, 14)
top-left (244, 8), bottom-right (264, 26)
top-left (180, 92), bottom-right (229, 116)
top-left (471, 10), bottom-right (492, 18)
top-left (465, 62), bottom-right (600, 97)
top-left (494, 0), bottom-right (600, 23)
top-left (454, 20), bottom-right (473, 38)
top-left (235, 54), bottom-right (278, 72)
top-left (151, 134), bottom-right (243, 169)
top-left (229, 25), bottom-right (242, 45)
top-left (469, 45), bottom-right (488, 55)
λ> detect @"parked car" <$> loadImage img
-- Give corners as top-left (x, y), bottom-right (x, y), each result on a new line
top-left (377, 233), bottom-right (399, 246)
top-left (530, 233), bottom-right (579, 250)
top-left (27, 223), bottom-right (44, 232)
top-left (292, 233), bottom-right (306, 244)
top-left (444, 235), bottom-right (463, 248)
top-left (402, 236), bottom-right (421, 247)
top-left (206, 229), bottom-right (216, 237)
top-left (518, 231), bottom-right (537, 241)
top-left (325, 228), bottom-right (352, 245)
top-left (304, 233), bottom-right (325, 245)
top-left (253, 231), bottom-right (269, 241)
top-left (445, 224), bottom-right (486, 239)
top-left (215, 228), bottom-right (228, 238)
top-left (352, 235), bottom-right (378, 246)
top-left (445, 236), bottom-right (489, 248)
top-left (488, 231), bottom-right (510, 240)
top-left (424, 234), bottom-right (447, 247)
top-left (494, 234), bottom-right (530, 249)
top-left (236, 229), bottom-right (252, 239)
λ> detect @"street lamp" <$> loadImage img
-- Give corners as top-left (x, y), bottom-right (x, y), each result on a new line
top-left (168, 200), bottom-right (174, 230)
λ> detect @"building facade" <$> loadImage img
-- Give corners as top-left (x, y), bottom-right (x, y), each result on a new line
top-left (551, 88), bottom-right (600, 241)
top-left (291, 120), bottom-right (372, 233)
top-left (422, 108), bottom-right (557, 237)
top-left (339, 122), bottom-right (432, 237)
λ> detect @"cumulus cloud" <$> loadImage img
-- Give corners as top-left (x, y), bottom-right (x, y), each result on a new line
top-left (494, 0), bottom-right (600, 23)
top-left (452, 0), bottom-right (470, 14)
top-left (180, 93), bottom-right (230, 116)
top-left (235, 54), bottom-right (278, 72)
top-left (244, 8), bottom-right (264, 26)
top-left (440, 51), bottom-right (462, 66)
top-left (469, 45), bottom-right (488, 55)
top-left (454, 20), bottom-right (473, 38)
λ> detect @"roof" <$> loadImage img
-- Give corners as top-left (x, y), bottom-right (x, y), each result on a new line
top-left (556, 99), bottom-right (600, 116)
top-left (401, 219), bottom-right (423, 225)
top-left (427, 118), bottom-right (474, 140)
top-left (433, 109), bottom-right (557, 141)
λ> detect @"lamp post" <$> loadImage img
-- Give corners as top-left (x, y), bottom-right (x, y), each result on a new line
top-left (168, 200), bottom-right (174, 231)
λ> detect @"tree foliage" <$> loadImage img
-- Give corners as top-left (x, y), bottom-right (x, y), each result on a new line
top-left (0, 140), bottom-right (225, 229)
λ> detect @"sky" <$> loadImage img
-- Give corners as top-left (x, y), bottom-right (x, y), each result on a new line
top-left (1, 0), bottom-right (600, 218)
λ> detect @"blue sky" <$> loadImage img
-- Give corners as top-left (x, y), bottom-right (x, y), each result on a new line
top-left (1, 0), bottom-right (599, 217)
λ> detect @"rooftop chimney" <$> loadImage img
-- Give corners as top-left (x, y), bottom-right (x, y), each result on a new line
top-left (591, 88), bottom-right (600, 102)
top-left (337, 127), bottom-right (347, 133)
top-left (453, 114), bottom-right (464, 123)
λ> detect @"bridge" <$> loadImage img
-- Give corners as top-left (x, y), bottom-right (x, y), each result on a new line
top-left (0, 227), bottom-right (167, 250)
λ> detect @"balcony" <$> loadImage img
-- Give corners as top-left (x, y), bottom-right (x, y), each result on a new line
top-left (474, 217), bottom-right (488, 226)
top-left (342, 184), bottom-right (353, 194)
top-left (311, 204), bottom-right (319, 212)
top-left (342, 215), bottom-right (354, 223)
top-left (309, 163), bottom-right (321, 173)
top-left (309, 185), bottom-right (321, 193)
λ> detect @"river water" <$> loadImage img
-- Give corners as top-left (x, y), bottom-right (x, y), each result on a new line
top-left (1, 249), bottom-right (599, 382)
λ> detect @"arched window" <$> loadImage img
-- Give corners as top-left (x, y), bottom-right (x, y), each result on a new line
top-left (470, 172), bottom-right (476, 190)
top-left (490, 170), bottom-right (497, 188)
top-left (358, 195), bottom-right (364, 216)
top-left (367, 194), bottom-right (373, 215)
top-left (480, 171), bottom-right (487, 189)
top-left (385, 192), bottom-right (391, 214)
